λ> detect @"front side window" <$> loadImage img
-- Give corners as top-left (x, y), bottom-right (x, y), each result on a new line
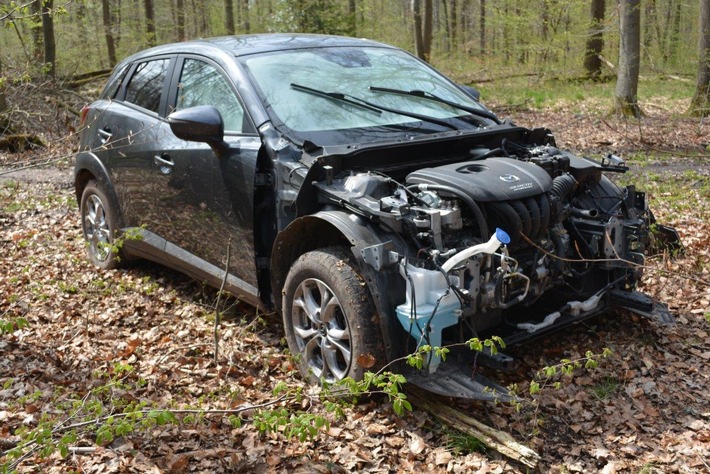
top-left (176, 59), bottom-right (246, 133)
top-left (124, 59), bottom-right (170, 113)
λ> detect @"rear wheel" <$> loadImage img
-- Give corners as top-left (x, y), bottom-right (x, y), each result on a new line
top-left (80, 180), bottom-right (124, 270)
top-left (282, 247), bottom-right (385, 385)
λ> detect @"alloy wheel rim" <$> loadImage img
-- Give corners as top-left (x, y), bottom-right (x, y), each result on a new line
top-left (84, 194), bottom-right (111, 262)
top-left (291, 278), bottom-right (351, 383)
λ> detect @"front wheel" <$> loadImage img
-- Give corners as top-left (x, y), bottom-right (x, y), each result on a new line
top-left (282, 247), bottom-right (385, 385)
top-left (80, 179), bottom-right (124, 270)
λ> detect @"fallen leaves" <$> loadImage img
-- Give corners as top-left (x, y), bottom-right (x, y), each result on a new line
top-left (2, 104), bottom-right (710, 472)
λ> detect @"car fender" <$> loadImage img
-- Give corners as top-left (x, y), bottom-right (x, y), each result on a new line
top-left (271, 210), bottom-right (406, 362)
top-left (73, 151), bottom-right (125, 229)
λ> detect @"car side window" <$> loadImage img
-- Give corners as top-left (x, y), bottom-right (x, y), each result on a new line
top-left (124, 59), bottom-right (170, 113)
top-left (176, 59), bottom-right (246, 133)
top-left (100, 63), bottom-right (129, 100)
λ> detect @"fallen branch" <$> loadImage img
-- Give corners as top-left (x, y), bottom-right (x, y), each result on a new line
top-left (214, 238), bottom-right (232, 363)
top-left (409, 391), bottom-right (540, 469)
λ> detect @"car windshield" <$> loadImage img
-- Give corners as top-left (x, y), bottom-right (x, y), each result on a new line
top-left (239, 46), bottom-right (494, 145)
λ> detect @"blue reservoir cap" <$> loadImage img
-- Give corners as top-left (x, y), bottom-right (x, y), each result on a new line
top-left (495, 228), bottom-right (511, 245)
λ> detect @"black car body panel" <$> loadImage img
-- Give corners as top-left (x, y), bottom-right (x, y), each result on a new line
top-left (75, 34), bottom-right (677, 400)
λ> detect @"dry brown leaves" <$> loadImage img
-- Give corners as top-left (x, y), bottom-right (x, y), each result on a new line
top-left (1, 105), bottom-right (710, 472)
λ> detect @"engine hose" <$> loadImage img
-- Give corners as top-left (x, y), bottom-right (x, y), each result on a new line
top-left (471, 147), bottom-right (505, 160)
top-left (525, 196), bottom-right (542, 240)
top-left (494, 272), bottom-right (526, 309)
top-left (538, 194), bottom-right (551, 240)
top-left (408, 183), bottom-right (489, 238)
top-left (549, 231), bottom-right (566, 273)
top-left (551, 173), bottom-right (578, 199)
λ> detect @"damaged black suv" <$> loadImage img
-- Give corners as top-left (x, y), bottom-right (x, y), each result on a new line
top-left (75, 34), bottom-right (677, 400)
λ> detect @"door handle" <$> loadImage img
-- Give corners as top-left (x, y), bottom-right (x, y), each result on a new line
top-left (154, 154), bottom-right (174, 174)
top-left (97, 128), bottom-right (112, 144)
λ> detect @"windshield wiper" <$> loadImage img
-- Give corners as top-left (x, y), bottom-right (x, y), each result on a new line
top-left (369, 86), bottom-right (501, 124)
top-left (290, 83), bottom-right (382, 114)
top-left (290, 83), bottom-right (458, 130)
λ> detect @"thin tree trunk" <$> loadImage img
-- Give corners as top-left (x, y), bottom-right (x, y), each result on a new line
top-left (615, 0), bottom-right (643, 117)
top-left (669, 0), bottom-right (682, 64)
top-left (144, 0), bottom-right (156, 46)
top-left (584, 0), bottom-right (605, 79)
top-left (347, 0), bottom-right (356, 36)
top-left (0, 58), bottom-right (7, 114)
top-left (450, 0), bottom-right (458, 53)
top-left (242, 0), bottom-right (250, 33)
top-left (176, 0), bottom-right (186, 41)
top-left (29, 0), bottom-right (43, 59)
top-left (225, 0), bottom-right (235, 35)
top-left (422, 0), bottom-right (433, 61)
top-left (102, 0), bottom-right (117, 66)
top-left (480, 0), bottom-right (486, 56)
top-left (688, 0), bottom-right (710, 116)
top-left (41, 0), bottom-right (56, 77)
top-left (660, 0), bottom-right (673, 63)
top-left (412, 0), bottom-right (425, 60)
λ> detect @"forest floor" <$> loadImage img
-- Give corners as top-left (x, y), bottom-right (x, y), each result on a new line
top-left (1, 90), bottom-right (710, 473)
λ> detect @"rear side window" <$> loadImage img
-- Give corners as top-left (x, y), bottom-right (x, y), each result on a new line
top-left (124, 59), bottom-right (170, 113)
top-left (100, 63), bottom-right (129, 100)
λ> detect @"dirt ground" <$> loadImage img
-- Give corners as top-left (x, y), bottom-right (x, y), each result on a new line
top-left (2, 105), bottom-right (710, 472)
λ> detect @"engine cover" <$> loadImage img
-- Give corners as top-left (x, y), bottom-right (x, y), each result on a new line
top-left (406, 157), bottom-right (553, 202)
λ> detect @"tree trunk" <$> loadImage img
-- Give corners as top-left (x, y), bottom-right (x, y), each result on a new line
top-left (102, 0), bottom-right (117, 66)
top-left (450, 0), bottom-right (458, 53)
top-left (669, 0), bottom-right (683, 64)
top-left (175, 0), bottom-right (186, 41)
top-left (422, 0), bottom-right (433, 61)
top-left (643, 0), bottom-right (657, 62)
top-left (615, 0), bottom-right (642, 117)
top-left (30, 0), bottom-right (43, 60)
top-left (242, 0), bottom-right (250, 33)
top-left (225, 0), bottom-right (235, 35)
top-left (660, 0), bottom-right (673, 63)
top-left (688, 0), bottom-right (710, 117)
top-left (0, 57), bottom-right (7, 114)
top-left (584, 0), bottom-right (605, 79)
top-left (412, 0), bottom-right (425, 60)
top-left (479, 0), bottom-right (486, 56)
top-left (42, 0), bottom-right (56, 77)
top-left (144, 0), bottom-right (156, 46)
top-left (346, 0), bottom-right (356, 36)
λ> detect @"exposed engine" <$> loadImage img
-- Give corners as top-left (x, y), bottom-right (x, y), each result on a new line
top-left (314, 142), bottom-right (667, 376)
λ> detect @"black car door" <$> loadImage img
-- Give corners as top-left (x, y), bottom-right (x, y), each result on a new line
top-left (105, 56), bottom-right (175, 230)
top-left (155, 55), bottom-right (260, 287)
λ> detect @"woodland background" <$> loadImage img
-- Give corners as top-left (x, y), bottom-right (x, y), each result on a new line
top-left (0, 0), bottom-right (709, 120)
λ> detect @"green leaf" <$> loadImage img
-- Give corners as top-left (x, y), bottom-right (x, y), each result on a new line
top-left (228, 415), bottom-right (242, 428)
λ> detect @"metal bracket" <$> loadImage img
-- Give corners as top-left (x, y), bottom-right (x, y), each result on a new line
top-left (360, 241), bottom-right (399, 271)
top-left (255, 173), bottom-right (273, 187)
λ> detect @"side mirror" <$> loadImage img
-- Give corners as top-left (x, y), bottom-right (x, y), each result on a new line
top-left (168, 105), bottom-right (224, 143)
top-left (458, 84), bottom-right (481, 102)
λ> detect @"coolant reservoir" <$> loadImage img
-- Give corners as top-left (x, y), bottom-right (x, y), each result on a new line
top-left (395, 264), bottom-right (461, 373)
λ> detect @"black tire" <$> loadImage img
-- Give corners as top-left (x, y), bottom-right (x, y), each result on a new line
top-left (80, 179), bottom-right (124, 270)
top-left (282, 247), bottom-right (386, 385)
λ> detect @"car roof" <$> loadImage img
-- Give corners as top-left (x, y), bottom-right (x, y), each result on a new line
top-left (115, 33), bottom-right (396, 68)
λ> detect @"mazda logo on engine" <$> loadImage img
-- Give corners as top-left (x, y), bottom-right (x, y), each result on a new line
top-left (499, 174), bottom-right (520, 183)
